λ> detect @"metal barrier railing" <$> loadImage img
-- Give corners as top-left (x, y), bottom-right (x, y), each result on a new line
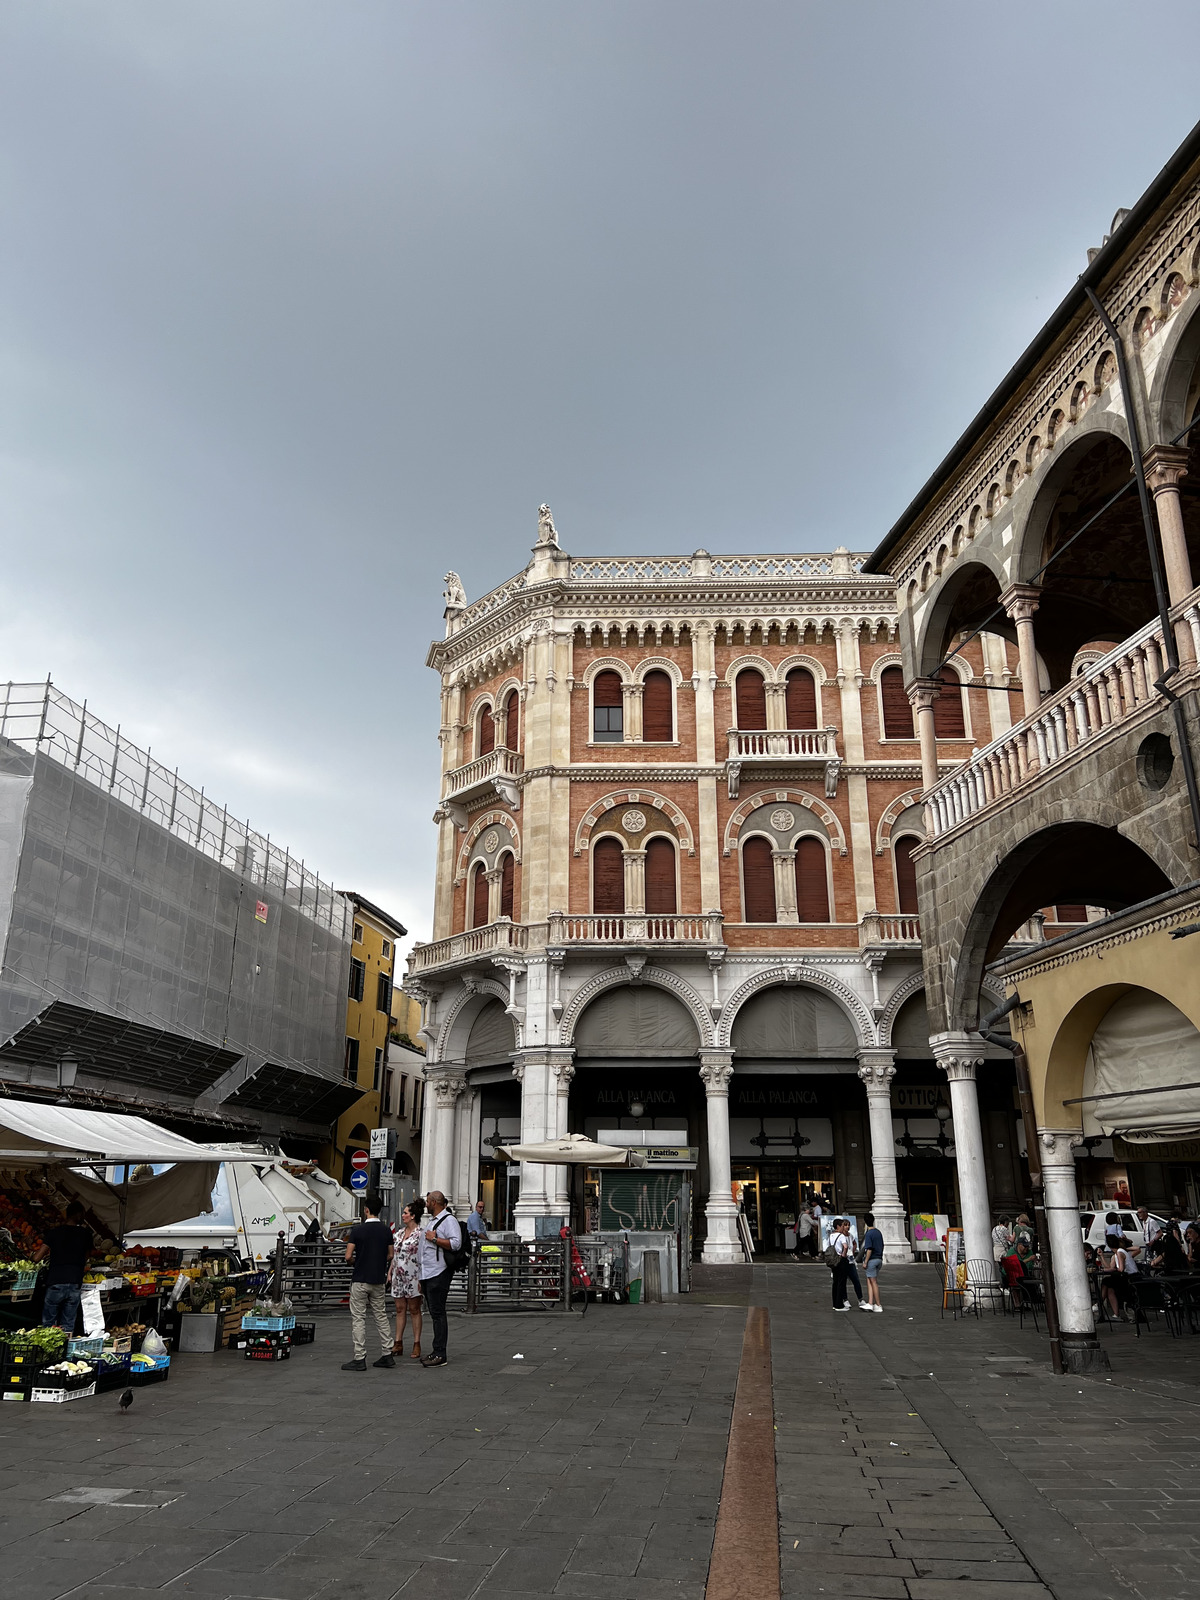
top-left (464, 1236), bottom-right (571, 1313)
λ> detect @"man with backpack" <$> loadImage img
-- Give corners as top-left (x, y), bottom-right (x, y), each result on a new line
top-left (419, 1190), bottom-right (464, 1367)
top-left (825, 1216), bottom-right (862, 1312)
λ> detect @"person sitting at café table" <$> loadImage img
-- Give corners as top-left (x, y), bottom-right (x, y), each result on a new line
top-left (1101, 1236), bottom-right (1139, 1321)
top-left (1149, 1224), bottom-right (1189, 1275)
top-left (1186, 1223), bottom-right (1200, 1270)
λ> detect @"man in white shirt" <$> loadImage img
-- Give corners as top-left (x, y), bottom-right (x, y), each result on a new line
top-left (1136, 1207), bottom-right (1162, 1249)
top-left (419, 1191), bottom-right (462, 1368)
top-left (795, 1208), bottom-right (815, 1261)
top-left (830, 1217), bottom-right (860, 1312)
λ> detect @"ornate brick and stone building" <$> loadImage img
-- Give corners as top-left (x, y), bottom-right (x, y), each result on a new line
top-left (406, 510), bottom-right (1028, 1262)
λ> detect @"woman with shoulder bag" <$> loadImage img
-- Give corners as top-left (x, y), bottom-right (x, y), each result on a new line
top-left (390, 1198), bottom-right (425, 1359)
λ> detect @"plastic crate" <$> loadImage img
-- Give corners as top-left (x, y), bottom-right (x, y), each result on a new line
top-left (68, 1335), bottom-right (105, 1358)
top-left (36, 1363), bottom-right (98, 1392)
top-left (245, 1344), bottom-right (290, 1361)
top-left (128, 1361), bottom-right (170, 1386)
top-left (32, 1382), bottom-right (96, 1403)
top-left (2, 1341), bottom-right (63, 1374)
top-left (291, 1322), bottom-right (315, 1346)
top-left (104, 1334), bottom-right (133, 1355)
top-left (241, 1314), bottom-right (296, 1332)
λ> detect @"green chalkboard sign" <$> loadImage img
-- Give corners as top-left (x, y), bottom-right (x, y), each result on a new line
top-left (600, 1172), bottom-right (685, 1232)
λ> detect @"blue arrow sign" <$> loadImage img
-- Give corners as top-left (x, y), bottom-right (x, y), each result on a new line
top-left (349, 1169), bottom-right (368, 1191)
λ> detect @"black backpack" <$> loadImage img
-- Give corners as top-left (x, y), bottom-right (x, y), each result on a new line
top-left (439, 1213), bottom-right (470, 1275)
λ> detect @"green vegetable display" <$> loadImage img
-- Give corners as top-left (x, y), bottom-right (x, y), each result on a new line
top-left (0, 1326), bottom-right (67, 1355)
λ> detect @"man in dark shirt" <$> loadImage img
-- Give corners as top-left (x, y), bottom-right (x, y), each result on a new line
top-left (41, 1200), bottom-right (94, 1332)
top-left (341, 1193), bottom-right (395, 1372)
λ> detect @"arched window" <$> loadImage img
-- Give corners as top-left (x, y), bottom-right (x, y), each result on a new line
top-left (592, 836), bottom-right (625, 913)
top-left (932, 666), bottom-right (966, 739)
top-left (645, 836), bottom-right (677, 915)
top-left (880, 666), bottom-right (914, 739)
top-left (894, 836), bottom-right (919, 915)
top-left (499, 852), bottom-right (515, 920)
top-left (785, 668), bottom-right (817, 730)
top-left (478, 705), bottom-right (495, 757)
top-left (471, 861), bottom-right (489, 929)
top-left (735, 669), bottom-right (767, 730)
top-left (742, 835), bottom-right (776, 923)
top-left (503, 689), bottom-right (520, 750)
top-left (794, 837), bottom-right (830, 922)
top-left (642, 671), bottom-right (674, 742)
top-left (593, 671), bottom-right (624, 742)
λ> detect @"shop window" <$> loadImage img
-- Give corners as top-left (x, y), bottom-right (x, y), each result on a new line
top-left (785, 668), bottom-right (817, 730)
top-left (933, 666), bottom-right (966, 738)
top-left (735, 668), bottom-right (767, 730)
top-left (645, 836), bottom-right (677, 915)
top-left (592, 836), bottom-right (625, 913)
top-left (503, 688), bottom-right (520, 750)
top-left (880, 667), bottom-right (914, 739)
top-left (894, 836), bottom-right (919, 915)
top-left (593, 671), bottom-right (624, 742)
top-left (348, 957), bottom-right (366, 1002)
top-left (471, 861), bottom-right (489, 928)
top-left (500, 851), bottom-right (515, 919)
top-left (478, 705), bottom-right (495, 756)
top-left (795, 837), bottom-right (830, 922)
top-left (642, 671), bottom-right (674, 742)
top-left (742, 835), bottom-right (776, 922)
top-left (343, 1037), bottom-right (360, 1082)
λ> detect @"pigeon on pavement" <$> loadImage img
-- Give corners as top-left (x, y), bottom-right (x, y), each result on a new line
top-left (118, 1389), bottom-right (133, 1411)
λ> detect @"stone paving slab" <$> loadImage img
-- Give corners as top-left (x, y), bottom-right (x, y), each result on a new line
top-left (0, 1301), bottom-right (738, 1600)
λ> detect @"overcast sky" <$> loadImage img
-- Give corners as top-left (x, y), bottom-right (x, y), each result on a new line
top-left (2, 4), bottom-right (1198, 952)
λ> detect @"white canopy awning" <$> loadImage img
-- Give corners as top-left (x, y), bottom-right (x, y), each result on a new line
top-left (0, 1101), bottom-right (265, 1168)
top-left (1086, 991), bottom-right (1200, 1141)
top-left (499, 1133), bottom-right (647, 1167)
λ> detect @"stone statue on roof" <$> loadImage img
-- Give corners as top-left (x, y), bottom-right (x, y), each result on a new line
top-left (537, 504), bottom-right (559, 547)
top-left (443, 571), bottom-right (467, 609)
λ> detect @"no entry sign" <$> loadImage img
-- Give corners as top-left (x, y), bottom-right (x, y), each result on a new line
top-left (351, 1149), bottom-right (369, 1171)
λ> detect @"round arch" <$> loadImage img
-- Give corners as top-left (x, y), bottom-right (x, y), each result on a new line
top-left (1147, 277), bottom-right (1200, 441)
top-left (436, 979), bottom-right (522, 1061)
top-left (723, 788), bottom-right (847, 857)
top-left (455, 810), bottom-right (521, 881)
top-left (559, 967), bottom-right (714, 1049)
top-left (1013, 411), bottom-right (1134, 584)
top-left (723, 654), bottom-right (777, 687)
top-left (574, 790), bottom-right (695, 857)
top-left (875, 789), bottom-right (923, 854)
top-left (717, 966), bottom-right (875, 1050)
top-left (914, 557), bottom-right (1010, 678)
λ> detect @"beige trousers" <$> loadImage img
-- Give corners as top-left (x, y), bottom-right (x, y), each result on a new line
top-left (349, 1281), bottom-right (392, 1360)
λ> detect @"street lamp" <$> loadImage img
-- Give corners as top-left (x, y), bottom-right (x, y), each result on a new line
top-left (628, 1100), bottom-right (645, 1120)
top-left (56, 1057), bottom-right (78, 1104)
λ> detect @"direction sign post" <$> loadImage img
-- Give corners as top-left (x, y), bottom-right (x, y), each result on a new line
top-left (378, 1157), bottom-right (394, 1192)
top-left (370, 1128), bottom-right (389, 1159)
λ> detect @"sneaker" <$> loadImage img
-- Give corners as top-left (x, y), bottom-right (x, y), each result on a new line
top-left (372, 1355), bottom-right (396, 1369)
top-left (341, 1359), bottom-right (366, 1372)
top-left (421, 1353), bottom-right (448, 1366)
top-left (858, 1302), bottom-right (874, 1311)
top-left (873, 1305), bottom-right (884, 1314)
top-left (832, 1304), bottom-right (850, 1312)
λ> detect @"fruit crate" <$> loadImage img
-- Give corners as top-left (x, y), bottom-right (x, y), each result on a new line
top-left (241, 1313), bottom-right (296, 1332)
top-left (245, 1344), bottom-right (290, 1361)
top-left (67, 1335), bottom-right (105, 1358)
top-left (31, 1382), bottom-right (96, 1403)
top-left (104, 1334), bottom-right (133, 1355)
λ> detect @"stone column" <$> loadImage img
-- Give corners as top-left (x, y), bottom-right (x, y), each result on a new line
top-left (856, 1049), bottom-right (912, 1262)
top-left (908, 679), bottom-right (941, 793)
top-left (622, 848), bottom-right (647, 914)
top-left (552, 1059), bottom-right (575, 1208)
top-left (485, 866), bottom-right (504, 923)
top-left (930, 1035), bottom-right (991, 1268)
top-left (425, 1071), bottom-right (467, 1196)
top-left (623, 682), bottom-right (644, 742)
top-left (772, 848), bottom-right (799, 925)
top-left (1038, 1130), bottom-right (1107, 1372)
top-left (511, 1049), bottom-right (570, 1239)
top-left (699, 1051), bottom-right (741, 1264)
top-left (764, 680), bottom-right (787, 732)
top-left (1000, 584), bottom-right (1043, 719)
top-left (1145, 445), bottom-right (1196, 664)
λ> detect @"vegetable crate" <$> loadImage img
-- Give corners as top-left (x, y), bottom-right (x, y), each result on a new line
top-left (96, 1356), bottom-right (132, 1394)
top-left (31, 1382), bottom-right (96, 1403)
top-left (291, 1322), bottom-right (315, 1346)
top-left (241, 1314), bottom-right (296, 1332)
top-left (245, 1344), bottom-right (290, 1361)
top-left (67, 1336), bottom-right (105, 1358)
top-left (128, 1355), bottom-right (170, 1386)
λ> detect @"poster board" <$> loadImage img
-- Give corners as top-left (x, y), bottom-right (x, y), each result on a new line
top-left (942, 1227), bottom-right (966, 1308)
top-left (737, 1211), bottom-right (755, 1261)
top-left (911, 1212), bottom-right (950, 1255)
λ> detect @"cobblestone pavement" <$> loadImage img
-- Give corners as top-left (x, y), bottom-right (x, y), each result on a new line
top-left (0, 1302), bottom-right (740, 1600)
top-left (769, 1261), bottom-right (1200, 1600)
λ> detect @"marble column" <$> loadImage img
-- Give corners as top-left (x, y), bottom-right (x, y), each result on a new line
top-left (511, 1048), bottom-right (572, 1239)
top-left (1145, 445), bottom-right (1196, 664)
top-left (552, 1059), bottom-right (575, 1209)
top-left (1000, 584), bottom-right (1044, 720)
top-left (772, 848), bottom-right (799, 925)
top-left (856, 1049), bottom-right (913, 1262)
top-left (699, 1051), bottom-right (741, 1264)
top-left (622, 848), bottom-right (647, 914)
top-left (930, 1034), bottom-right (991, 1269)
top-left (908, 679), bottom-right (941, 793)
top-left (1039, 1129), bottom-right (1108, 1372)
top-left (425, 1070), bottom-right (467, 1197)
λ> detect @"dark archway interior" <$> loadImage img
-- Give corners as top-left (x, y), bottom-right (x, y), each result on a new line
top-left (980, 822), bottom-right (1172, 964)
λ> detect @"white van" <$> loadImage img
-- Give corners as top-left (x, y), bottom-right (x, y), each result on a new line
top-left (1079, 1206), bottom-right (1169, 1252)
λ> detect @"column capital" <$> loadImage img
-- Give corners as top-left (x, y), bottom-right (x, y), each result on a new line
top-left (770, 847), bottom-right (798, 862)
top-left (427, 1070), bottom-right (468, 1108)
top-left (698, 1049), bottom-right (734, 1094)
top-left (1038, 1128), bottom-right (1083, 1165)
top-left (929, 1031), bottom-right (986, 1081)
top-left (999, 583), bottom-right (1042, 623)
top-left (907, 677), bottom-right (942, 710)
top-left (1143, 442), bottom-right (1190, 495)
top-left (856, 1049), bottom-right (896, 1092)
top-left (551, 1060), bottom-right (575, 1085)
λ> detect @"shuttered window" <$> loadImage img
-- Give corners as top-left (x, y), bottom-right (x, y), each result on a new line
top-left (503, 690), bottom-right (519, 750)
top-left (592, 836), bottom-right (625, 913)
top-left (593, 671), bottom-right (624, 742)
top-left (894, 835), bottom-right (919, 915)
top-left (742, 836), bottom-right (776, 922)
top-left (1054, 904), bottom-right (1087, 922)
top-left (642, 671), bottom-right (674, 742)
top-left (933, 667), bottom-right (966, 738)
top-left (500, 852), bottom-right (515, 919)
top-left (645, 836), bottom-right (677, 914)
top-left (785, 668), bottom-right (817, 730)
top-left (880, 667), bottom-right (914, 739)
top-left (478, 705), bottom-right (495, 756)
top-left (736, 669), bottom-right (767, 730)
top-left (795, 837), bottom-right (830, 922)
top-left (471, 862), bottom-right (490, 928)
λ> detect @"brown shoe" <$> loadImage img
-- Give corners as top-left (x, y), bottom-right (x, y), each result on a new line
top-left (409, 1342), bottom-right (422, 1360)
top-left (391, 1342), bottom-right (404, 1355)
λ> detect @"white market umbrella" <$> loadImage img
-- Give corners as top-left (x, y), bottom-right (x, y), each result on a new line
top-left (498, 1133), bottom-right (646, 1167)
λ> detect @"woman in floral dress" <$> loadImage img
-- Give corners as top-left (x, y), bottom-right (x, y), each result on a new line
top-left (390, 1199), bottom-right (425, 1358)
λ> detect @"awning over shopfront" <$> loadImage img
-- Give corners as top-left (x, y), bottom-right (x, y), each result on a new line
top-left (1087, 992), bottom-right (1200, 1141)
top-left (499, 1133), bottom-right (647, 1167)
